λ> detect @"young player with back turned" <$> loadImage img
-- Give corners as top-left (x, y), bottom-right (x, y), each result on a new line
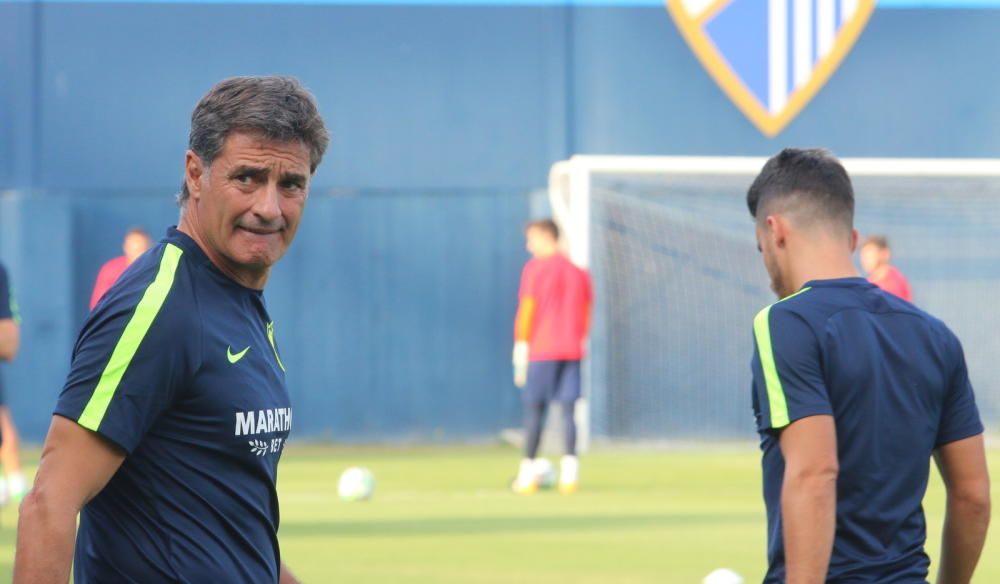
top-left (747, 149), bottom-right (989, 583)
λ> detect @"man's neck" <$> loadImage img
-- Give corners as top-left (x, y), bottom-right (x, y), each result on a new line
top-left (787, 249), bottom-right (859, 293)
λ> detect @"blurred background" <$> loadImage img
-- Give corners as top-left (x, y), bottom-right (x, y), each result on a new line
top-left (2, 2), bottom-right (1000, 580)
top-left (3, 0), bottom-right (999, 445)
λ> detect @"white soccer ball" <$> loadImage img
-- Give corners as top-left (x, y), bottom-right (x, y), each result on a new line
top-left (533, 458), bottom-right (557, 489)
top-left (338, 467), bottom-right (375, 502)
top-left (702, 568), bottom-right (744, 584)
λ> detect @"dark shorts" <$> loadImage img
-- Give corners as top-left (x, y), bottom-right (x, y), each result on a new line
top-left (523, 360), bottom-right (581, 405)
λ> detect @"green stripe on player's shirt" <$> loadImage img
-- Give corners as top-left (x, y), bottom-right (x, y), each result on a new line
top-left (78, 244), bottom-right (184, 431)
top-left (753, 287), bottom-right (812, 429)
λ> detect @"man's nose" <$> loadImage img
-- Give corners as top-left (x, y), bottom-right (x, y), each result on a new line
top-left (251, 181), bottom-right (282, 222)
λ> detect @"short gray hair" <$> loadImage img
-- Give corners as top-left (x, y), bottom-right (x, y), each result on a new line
top-left (178, 76), bottom-right (330, 206)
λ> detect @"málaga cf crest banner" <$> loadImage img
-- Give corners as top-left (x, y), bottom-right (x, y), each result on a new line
top-left (666, 0), bottom-right (876, 136)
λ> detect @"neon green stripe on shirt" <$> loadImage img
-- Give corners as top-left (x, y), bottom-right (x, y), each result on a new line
top-left (753, 287), bottom-right (811, 430)
top-left (78, 244), bottom-right (184, 432)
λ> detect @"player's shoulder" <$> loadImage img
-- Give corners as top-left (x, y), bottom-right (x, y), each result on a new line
top-left (754, 286), bottom-right (821, 324)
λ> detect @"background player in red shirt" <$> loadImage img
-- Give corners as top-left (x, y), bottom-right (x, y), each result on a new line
top-left (512, 219), bottom-right (592, 494)
top-left (859, 234), bottom-right (913, 302)
top-left (88, 227), bottom-right (153, 310)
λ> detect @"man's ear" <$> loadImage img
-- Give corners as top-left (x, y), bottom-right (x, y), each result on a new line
top-left (765, 214), bottom-right (787, 249)
top-left (185, 150), bottom-right (205, 202)
top-left (849, 229), bottom-right (859, 253)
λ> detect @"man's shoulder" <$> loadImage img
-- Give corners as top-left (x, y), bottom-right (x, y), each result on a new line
top-left (92, 242), bottom-right (200, 327)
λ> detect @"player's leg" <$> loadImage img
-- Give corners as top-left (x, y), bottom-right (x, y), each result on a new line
top-left (515, 361), bottom-right (556, 494)
top-left (0, 406), bottom-right (25, 505)
top-left (555, 360), bottom-right (582, 494)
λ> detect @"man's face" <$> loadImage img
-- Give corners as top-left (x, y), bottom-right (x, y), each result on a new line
top-left (188, 132), bottom-right (311, 282)
top-left (859, 243), bottom-right (886, 275)
top-left (756, 220), bottom-right (791, 299)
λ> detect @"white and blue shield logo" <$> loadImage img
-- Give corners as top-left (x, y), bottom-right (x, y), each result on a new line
top-left (666, 0), bottom-right (876, 136)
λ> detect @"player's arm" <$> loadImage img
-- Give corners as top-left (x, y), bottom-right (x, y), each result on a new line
top-left (0, 267), bottom-right (18, 361)
top-left (753, 304), bottom-right (836, 583)
top-left (778, 415), bottom-right (838, 584)
top-left (934, 434), bottom-right (990, 584)
top-left (512, 264), bottom-right (536, 388)
top-left (933, 331), bottom-right (990, 584)
top-left (14, 416), bottom-right (126, 584)
top-left (0, 317), bottom-right (18, 361)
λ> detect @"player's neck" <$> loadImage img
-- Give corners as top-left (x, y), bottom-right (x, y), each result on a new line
top-left (178, 213), bottom-right (270, 290)
top-left (789, 250), bottom-right (859, 291)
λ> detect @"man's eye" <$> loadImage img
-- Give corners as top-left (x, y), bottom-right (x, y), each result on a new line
top-left (235, 174), bottom-right (253, 184)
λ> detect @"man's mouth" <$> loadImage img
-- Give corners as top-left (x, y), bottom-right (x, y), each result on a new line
top-left (237, 226), bottom-right (282, 236)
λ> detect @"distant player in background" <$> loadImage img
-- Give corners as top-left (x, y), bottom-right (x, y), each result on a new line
top-left (748, 148), bottom-right (989, 583)
top-left (0, 261), bottom-right (25, 507)
top-left (512, 219), bottom-right (591, 494)
top-left (89, 227), bottom-right (153, 310)
top-left (859, 234), bottom-right (912, 302)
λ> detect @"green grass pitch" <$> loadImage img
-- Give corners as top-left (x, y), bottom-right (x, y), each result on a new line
top-left (2, 444), bottom-right (998, 582)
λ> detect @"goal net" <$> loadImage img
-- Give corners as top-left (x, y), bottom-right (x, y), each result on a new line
top-left (549, 156), bottom-right (1000, 442)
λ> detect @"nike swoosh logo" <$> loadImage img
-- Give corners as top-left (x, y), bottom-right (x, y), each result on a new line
top-left (227, 346), bottom-right (250, 364)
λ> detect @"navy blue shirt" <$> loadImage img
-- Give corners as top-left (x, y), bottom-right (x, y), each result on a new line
top-left (55, 227), bottom-right (292, 583)
top-left (751, 278), bottom-right (983, 583)
top-left (0, 261), bottom-right (17, 409)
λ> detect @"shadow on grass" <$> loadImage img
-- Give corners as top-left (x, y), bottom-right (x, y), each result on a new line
top-left (280, 512), bottom-right (760, 538)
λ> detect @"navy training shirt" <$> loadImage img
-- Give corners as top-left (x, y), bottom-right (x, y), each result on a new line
top-left (55, 227), bottom-right (292, 583)
top-left (750, 278), bottom-right (983, 583)
top-left (0, 261), bottom-right (17, 410)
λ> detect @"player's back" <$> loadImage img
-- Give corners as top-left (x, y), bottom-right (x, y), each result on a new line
top-left (754, 277), bottom-right (982, 582)
top-left (522, 254), bottom-right (591, 361)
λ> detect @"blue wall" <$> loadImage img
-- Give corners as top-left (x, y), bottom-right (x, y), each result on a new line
top-left (2, 1), bottom-right (1000, 441)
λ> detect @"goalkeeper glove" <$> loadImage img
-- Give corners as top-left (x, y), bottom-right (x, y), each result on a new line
top-left (512, 341), bottom-right (529, 388)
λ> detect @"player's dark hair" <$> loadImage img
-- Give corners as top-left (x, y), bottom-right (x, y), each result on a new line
top-left (746, 148), bottom-right (854, 230)
top-left (863, 235), bottom-right (889, 250)
top-left (526, 219), bottom-right (559, 240)
top-left (178, 76), bottom-right (330, 207)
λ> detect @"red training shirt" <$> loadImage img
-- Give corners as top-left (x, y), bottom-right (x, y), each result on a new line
top-left (90, 255), bottom-right (131, 310)
top-left (514, 254), bottom-right (592, 361)
top-left (869, 265), bottom-right (913, 302)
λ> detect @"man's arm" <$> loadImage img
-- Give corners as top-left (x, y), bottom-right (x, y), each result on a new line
top-left (14, 416), bottom-right (125, 584)
top-left (779, 414), bottom-right (838, 584)
top-left (934, 433), bottom-right (990, 584)
top-left (0, 318), bottom-right (19, 361)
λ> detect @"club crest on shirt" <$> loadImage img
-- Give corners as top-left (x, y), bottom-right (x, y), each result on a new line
top-left (665, 0), bottom-right (875, 136)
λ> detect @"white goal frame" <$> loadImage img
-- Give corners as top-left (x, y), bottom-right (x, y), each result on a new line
top-left (548, 155), bottom-right (1000, 443)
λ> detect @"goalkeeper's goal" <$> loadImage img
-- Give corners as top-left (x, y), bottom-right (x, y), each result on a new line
top-left (549, 155), bottom-right (1000, 442)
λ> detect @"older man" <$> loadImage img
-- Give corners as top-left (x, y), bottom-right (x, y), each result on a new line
top-left (15, 76), bottom-right (329, 584)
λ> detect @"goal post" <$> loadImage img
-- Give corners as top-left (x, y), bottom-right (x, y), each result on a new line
top-left (549, 155), bottom-right (1000, 443)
